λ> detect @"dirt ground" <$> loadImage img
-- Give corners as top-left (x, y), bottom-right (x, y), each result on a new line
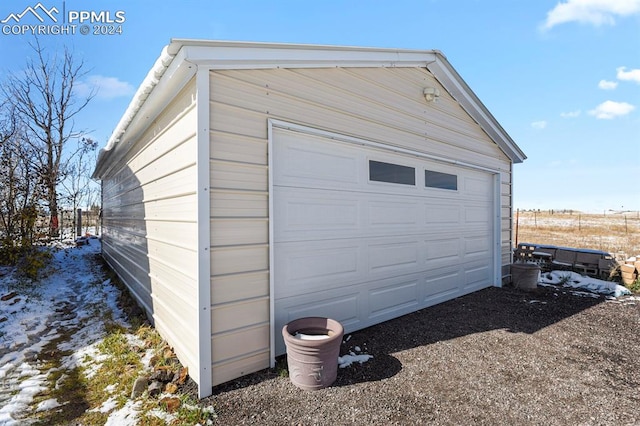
top-left (186, 285), bottom-right (640, 425)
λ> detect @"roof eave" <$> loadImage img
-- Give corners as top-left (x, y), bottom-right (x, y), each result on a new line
top-left (92, 44), bottom-right (196, 179)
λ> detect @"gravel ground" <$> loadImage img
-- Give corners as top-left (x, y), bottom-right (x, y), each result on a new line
top-left (189, 285), bottom-right (640, 425)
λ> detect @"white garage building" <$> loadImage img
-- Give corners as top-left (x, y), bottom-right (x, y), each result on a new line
top-left (92, 39), bottom-right (526, 398)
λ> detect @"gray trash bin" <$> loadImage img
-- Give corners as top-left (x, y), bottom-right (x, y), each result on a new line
top-left (511, 263), bottom-right (541, 291)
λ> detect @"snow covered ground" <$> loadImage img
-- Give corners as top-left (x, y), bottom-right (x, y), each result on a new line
top-left (0, 238), bottom-right (146, 425)
top-left (538, 270), bottom-right (631, 298)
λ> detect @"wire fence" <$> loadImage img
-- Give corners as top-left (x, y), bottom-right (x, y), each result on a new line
top-left (514, 210), bottom-right (640, 258)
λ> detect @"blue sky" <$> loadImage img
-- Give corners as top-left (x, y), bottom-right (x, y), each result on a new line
top-left (1, 0), bottom-right (638, 212)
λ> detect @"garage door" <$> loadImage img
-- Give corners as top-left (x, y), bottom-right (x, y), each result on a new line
top-left (272, 126), bottom-right (497, 355)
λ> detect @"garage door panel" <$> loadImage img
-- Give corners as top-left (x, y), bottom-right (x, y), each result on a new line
top-left (368, 279), bottom-right (420, 319)
top-left (464, 236), bottom-right (492, 257)
top-left (464, 264), bottom-right (492, 291)
top-left (280, 293), bottom-right (360, 326)
top-left (426, 237), bottom-right (461, 265)
top-left (275, 241), bottom-right (361, 297)
top-left (425, 204), bottom-right (462, 224)
top-left (274, 133), bottom-right (361, 190)
top-left (463, 175), bottom-right (493, 198)
top-left (277, 150), bottom-right (358, 187)
top-left (424, 267), bottom-right (463, 301)
top-left (368, 200), bottom-right (421, 227)
top-left (464, 205), bottom-right (492, 224)
top-left (368, 239), bottom-right (421, 274)
top-left (274, 187), bottom-right (360, 237)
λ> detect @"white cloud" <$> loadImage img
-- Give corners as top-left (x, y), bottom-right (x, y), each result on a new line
top-left (588, 100), bottom-right (635, 119)
top-left (560, 110), bottom-right (581, 118)
top-left (616, 66), bottom-right (640, 83)
top-left (75, 75), bottom-right (135, 100)
top-left (542, 0), bottom-right (640, 30)
top-left (598, 79), bottom-right (618, 90)
top-left (531, 120), bottom-right (548, 129)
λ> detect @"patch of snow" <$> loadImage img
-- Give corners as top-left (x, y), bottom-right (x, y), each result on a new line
top-left (0, 363), bottom-right (49, 424)
top-left (338, 352), bottom-right (374, 368)
top-left (539, 270), bottom-right (631, 297)
top-left (61, 341), bottom-right (108, 379)
top-left (338, 343), bottom-right (373, 368)
top-left (89, 395), bottom-right (119, 413)
top-left (148, 408), bottom-right (176, 423)
top-left (104, 399), bottom-right (141, 426)
top-left (294, 332), bottom-right (330, 340)
top-left (35, 398), bottom-right (62, 412)
top-left (140, 349), bottom-right (155, 370)
top-left (54, 373), bottom-right (68, 390)
top-left (17, 374), bottom-right (47, 396)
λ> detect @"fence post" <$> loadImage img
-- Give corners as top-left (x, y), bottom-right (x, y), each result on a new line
top-left (77, 208), bottom-right (82, 237)
top-left (515, 208), bottom-right (520, 247)
top-left (625, 215), bottom-right (628, 234)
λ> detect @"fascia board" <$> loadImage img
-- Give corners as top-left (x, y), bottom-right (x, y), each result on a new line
top-left (427, 55), bottom-right (527, 164)
top-left (169, 38), bottom-right (439, 56)
top-left (174, 40), bottom-right (438, 70)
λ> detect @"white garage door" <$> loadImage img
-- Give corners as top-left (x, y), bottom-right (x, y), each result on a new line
top-left (272, 126), bottom-right (497, 355)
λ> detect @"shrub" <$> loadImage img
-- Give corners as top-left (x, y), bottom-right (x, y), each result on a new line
top-left (627, 277), bottom-right (640, 294)
top-left (0, 238), bottom-right (52, 280)
top-left (16, 247), bottom-right (52, 280)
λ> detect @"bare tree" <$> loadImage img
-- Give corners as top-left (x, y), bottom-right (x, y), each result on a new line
top-left (0, 105), bottom-right (17, 242)
top-left (59, 137), bottom-right (98, 236)
top-left (0, 107), bottom-right (42, 251)
top-left (3, 39), bottom-right (95, 237)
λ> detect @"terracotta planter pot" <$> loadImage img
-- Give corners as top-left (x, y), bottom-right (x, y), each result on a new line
top-left (282, 317), bottom-right (344, 391)
top-left (511, 263), bottom-right (540, 291)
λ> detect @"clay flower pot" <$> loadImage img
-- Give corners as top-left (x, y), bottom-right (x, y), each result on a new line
top-left (282, 317), bottom-right (344, 391)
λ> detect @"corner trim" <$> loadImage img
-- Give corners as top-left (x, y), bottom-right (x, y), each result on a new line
top-left (196, 68), bottom-right (213, 398)
top-left (267, 119), bottom-right (276, 369)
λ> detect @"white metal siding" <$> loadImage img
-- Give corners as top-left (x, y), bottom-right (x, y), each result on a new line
top-left (208, 67), bottom-right (513, 385)
top-left (101, 79), bottom-right (201, 380)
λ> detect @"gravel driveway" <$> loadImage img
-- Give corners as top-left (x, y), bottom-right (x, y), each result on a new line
top-left (191, 285), bottom-right (640, 425)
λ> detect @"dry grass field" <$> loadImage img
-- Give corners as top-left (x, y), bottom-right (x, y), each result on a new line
top-left (514, 210), bottom-right (640, 258)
